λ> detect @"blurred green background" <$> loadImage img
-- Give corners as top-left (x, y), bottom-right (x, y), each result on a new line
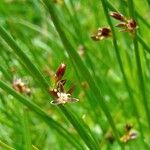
top-left (0, 0), bottom-right (150, 149)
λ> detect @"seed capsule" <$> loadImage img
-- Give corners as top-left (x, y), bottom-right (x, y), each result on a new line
top-left (54, 63), bottom-right (66, 82)
top-left (127, 19), bottom-right (137, 31)
top-left (91, 27), bottom-right (111, 41)
top-left (110, 11), bottom-right (125, 22)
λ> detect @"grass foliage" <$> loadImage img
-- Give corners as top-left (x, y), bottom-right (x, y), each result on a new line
top-left (0, 0), bottom-right (150, 149)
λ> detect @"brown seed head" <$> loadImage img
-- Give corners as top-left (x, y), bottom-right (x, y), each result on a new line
top-left (55, 63), bottom-right (66, 82)
top-left (101, 27), bottom-right (111, 36)
top-left (127, 19), bottom-right (137, 31)
top-left (91, 27), bottom-right (111, 41)
top-left (12, 78), bottom-right (31, 96)
top-left (110, 11), bottom-right (125, 21)
top-left (120, 131), bottom-right (138, 143)
top-left (125, 123), bottom-right (133, 132)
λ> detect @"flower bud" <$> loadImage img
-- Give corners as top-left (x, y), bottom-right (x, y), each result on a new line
top-left (91, 27), bottom-right (111, 41)
top-left (127, 19), bottom-right (137, 31)
top-left (110, 11), bottom-right (125, 21)
top-left (55, 63), bottom-right (66, 82)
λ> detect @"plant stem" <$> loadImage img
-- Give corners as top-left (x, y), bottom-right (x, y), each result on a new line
top-left (102, 0), bottom-right (146, 140)
top-left (41, 0), bottom-right (123, 148)
top-left (127, 0), bottom-right (150, 133)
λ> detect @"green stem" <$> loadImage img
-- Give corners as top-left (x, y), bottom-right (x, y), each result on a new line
top-left (41, 0), bottom-right (122, 148)
top-left (0, 25), bottom-right (97, 149)
top-left (127, 0), bottom-right (150, 133)
top-left (104, 0), bottom-right (145, 140)
top-left (22, 107), bottom-right (32, 150)
top-left (0, 80), bottom-right (83, 150)
top-left (106, 1), bottom-right (144, 140)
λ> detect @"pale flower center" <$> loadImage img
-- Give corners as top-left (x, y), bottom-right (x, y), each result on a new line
top-left (57, 92), bottom-right (70, 102)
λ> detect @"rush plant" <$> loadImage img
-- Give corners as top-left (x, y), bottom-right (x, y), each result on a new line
top-left (0, 0), bottom-right (150, 149)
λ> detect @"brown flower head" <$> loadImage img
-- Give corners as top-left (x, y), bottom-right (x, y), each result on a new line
top-left (12, 77), bottom-right (31, 96)
top-left (91, 27), bottom-right (111, 41)
top-left (50, 63), bottom-right (79, 105)
top-left (54, 63), bottom-right (66, 82)
top-left (120, 123), bottom-right (138, 143)
top-left (127, 19), bottom-right (137, 32)
top-left (50, 80), bottom-right (79, 105)
top-left (110, 11), bottom-right (138, 34)
top-left (109, 11), bottom-right (125, 22)
top-left (120, 131), bottom-right (138, 143)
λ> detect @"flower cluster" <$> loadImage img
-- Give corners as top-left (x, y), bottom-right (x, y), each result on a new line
top-left (91, 12), bottom-right (137, 42)
top-left (120, 123), bottom-right (138, 143)
top-left (49, 63), bottom-right (79, 105)
top-left (91, 27), bottom-right (111, 41)
top-left (12, 77), bottom-right (31, 96)
top-left (110, 11), bottom-right (137, 33)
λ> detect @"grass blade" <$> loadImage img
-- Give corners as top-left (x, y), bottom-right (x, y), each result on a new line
top-left (0, 140), bottom-right (15, 150)
top-left (0, 25), bottom-right (98, 149)
top-left (41, 0), bottom-right (123, 148)
top-left (127, 0), bottom-right (150, 133)
top-left (0, 80), bottom-right (83, 150)
top-left (22, 107), bottom-right (32, 150)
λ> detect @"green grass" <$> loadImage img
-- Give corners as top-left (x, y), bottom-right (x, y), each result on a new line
top-left (0, 0), bottom-right (150, 149)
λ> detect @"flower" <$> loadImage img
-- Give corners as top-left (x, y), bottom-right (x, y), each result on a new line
top-left (91, 27), bottom-right (112, 41)
top-left (12, 77), bottom-right (31, 96)
top-left (110, 11), bottom-right (137, 34)
top-left (120, 131), bottom-right (138, 143)
top-left (110, 11), bottom-right (125, 22)
top-left (120, 123), bottom-right (138, 143)
top-left (50, 63), bottom-right (79, 105)
top-left (54, 63), bottom-right (66, 82)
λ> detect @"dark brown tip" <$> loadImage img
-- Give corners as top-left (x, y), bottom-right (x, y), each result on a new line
top-left (109, 11), bottom-right (125, 22)
top-left (55, 63), bottom-right (66, 82)
top-left (127, 19), bottom-right (137, 30)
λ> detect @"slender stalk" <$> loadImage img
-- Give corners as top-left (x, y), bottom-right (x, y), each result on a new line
top-left (121, 0), bottom-right (150, 29)
top-left (107, 1), bottom-right (150, 54)
top-left (0, 26), bottom-right (49, 91)
top-left (0, 25), bottom-right (98, 149)
top-left (104, 0), bottom-right (146, 139)
top-left (127, 0), bottom-right (150, 133)
top-left (0, 80), bottom-right (84, 150)
top-left (41, 0), bottom-right (123, 148)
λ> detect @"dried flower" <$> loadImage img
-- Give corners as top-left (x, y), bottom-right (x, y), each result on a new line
top-left (50, 64), bottom-right (79, 105)
top-left (54, 63), bottom-right (66, 82)
top-left (120, 123), bottom-right (138, 143)
top-left (127, 19), bottom-right (137, 32)
top-left (120, 131), bottom-right (138, 143)
top-left (109, 11), bottom-right (125, 22)
top-left (110, 11), bottom-right (137, 34)
top-left (12, 77), bottom-right (31, 96)
top-left (50, 80), bottom-right (79, 105)
top-left (91, 27), bottom-right (111, 41)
